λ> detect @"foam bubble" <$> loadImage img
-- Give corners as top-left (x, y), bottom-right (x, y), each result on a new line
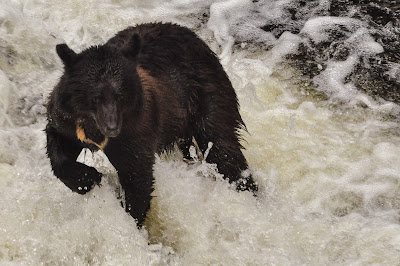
top-left (0, 71), bottom-right (12, 127)
top-left (1, 0), bottom-right (400, 264)
top-left (301, 16), bottom-right (362, 44)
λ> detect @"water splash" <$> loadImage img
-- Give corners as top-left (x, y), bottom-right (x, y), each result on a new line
top-left (1, 0), bottom-right (400, 264)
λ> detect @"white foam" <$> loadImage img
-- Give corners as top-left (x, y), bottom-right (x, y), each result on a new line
top-left (264, 31), bottom-right (302, 69)
top-left (301, 16), bottom-right (362, 44)
top-left (314, 54), bottom-right (359, 99)
top-left (207, 0), bottom-right (253, 63)
top-left (1, 0), bottom-right (400, 264)
top-left (0, 71), bottom-right (12, 127)
top-left (301, 15), bottom-right (389, 109)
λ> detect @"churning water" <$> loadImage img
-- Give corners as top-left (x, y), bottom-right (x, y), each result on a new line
top-left (1, 0), bottom-right (400, 264)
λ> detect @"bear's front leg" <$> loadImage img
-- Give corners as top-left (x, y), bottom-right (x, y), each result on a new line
top-left (45, 124), bottom-right (102, 194)
top-left (105, 141), bottom-right (154, 228)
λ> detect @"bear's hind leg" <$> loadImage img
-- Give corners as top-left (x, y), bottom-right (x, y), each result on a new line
top-left (194, 121), bottom-right (258, 194)
top-left (45, 124), bottom-right (102, 194)
top-left (194, 93), bottom-right (258, 193)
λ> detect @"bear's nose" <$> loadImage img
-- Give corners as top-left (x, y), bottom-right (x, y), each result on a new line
top-left (105, 113), bottom-right (118, 129)
top-left (105, 125), bottom-right (120, 138)
top-left (106, 123), bottom-right (117, 131)
top-left (104, 116), bottom-right (120, 136)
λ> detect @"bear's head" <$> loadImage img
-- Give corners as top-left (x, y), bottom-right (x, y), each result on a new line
top-left (56, 35), bottom-right (142, 138)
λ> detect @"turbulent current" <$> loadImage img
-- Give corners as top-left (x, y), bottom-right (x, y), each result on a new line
top-left (1, 0), bottom-right (400, 264)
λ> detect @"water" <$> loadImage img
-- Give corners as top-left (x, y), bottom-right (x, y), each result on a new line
top-left (1, 0), bottom-right (400, 264)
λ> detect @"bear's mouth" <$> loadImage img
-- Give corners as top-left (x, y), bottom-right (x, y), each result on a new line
top-left (76, 123), bottom-right (109, 149)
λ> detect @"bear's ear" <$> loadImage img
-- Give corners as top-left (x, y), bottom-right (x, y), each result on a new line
top-left (121, 34), bottom-right (141, 59)
top-left (56, 44), bottom-right (77, 67)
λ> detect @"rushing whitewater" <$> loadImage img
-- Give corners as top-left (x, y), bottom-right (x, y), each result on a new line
top-left (1, 0), bottom-right (400, 264)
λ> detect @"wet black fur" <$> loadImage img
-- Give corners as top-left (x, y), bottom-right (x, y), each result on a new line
top-left (46, 23), bottom-right (258, 227)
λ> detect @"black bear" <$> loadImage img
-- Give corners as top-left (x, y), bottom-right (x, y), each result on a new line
top-left (46, 23), bottom-right (257, 227)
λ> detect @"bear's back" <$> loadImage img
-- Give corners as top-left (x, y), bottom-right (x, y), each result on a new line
top-left (106, 23), bottom-right (222, 77)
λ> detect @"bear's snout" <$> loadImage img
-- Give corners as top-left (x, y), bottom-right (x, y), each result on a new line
top-left (96, 102), bottom-right (122, 138)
